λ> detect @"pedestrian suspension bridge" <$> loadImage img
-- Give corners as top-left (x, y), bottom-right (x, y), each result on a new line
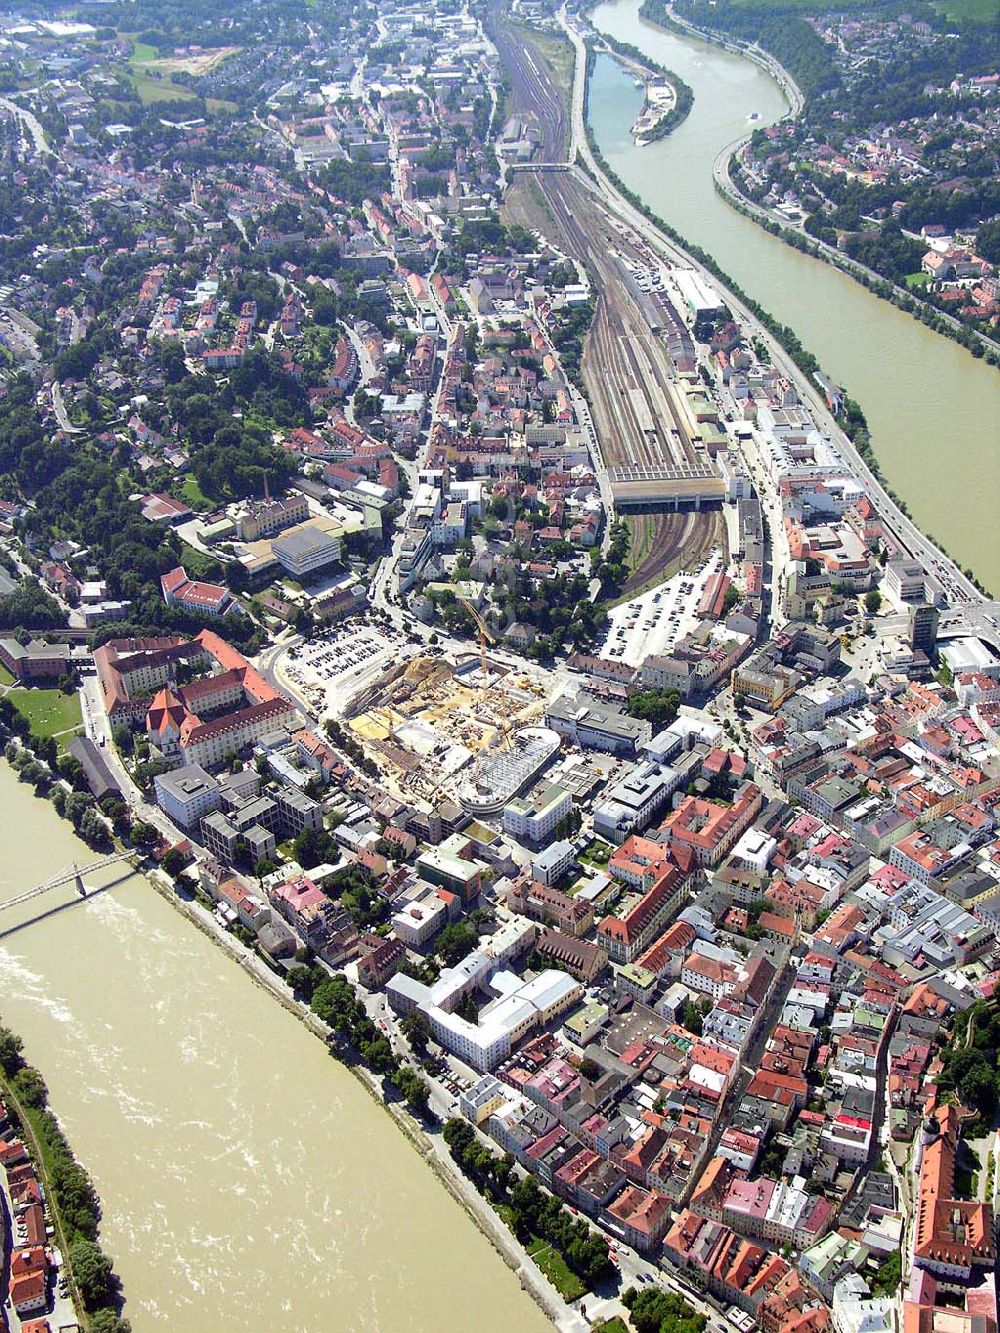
top-left (0, 853), bottom-right (136, 914)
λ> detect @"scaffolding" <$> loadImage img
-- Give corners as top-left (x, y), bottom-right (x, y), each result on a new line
top-left (457, 726), bottom-right (562, 815)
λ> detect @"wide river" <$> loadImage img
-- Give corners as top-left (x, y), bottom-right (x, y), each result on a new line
top-left (3, 15), bottom-right (997, 1328)
top-left (0, 766), bottom-right (548, 1331)
top-left (589, 0), bottom-right (1000, 595)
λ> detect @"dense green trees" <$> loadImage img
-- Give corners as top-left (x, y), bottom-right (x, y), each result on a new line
top-left (665, 0), bottom-right (838, 100)
top-left (89, 1311), bottom-right (133, 1333)
top-left (627, 689), bottom-right (680, 729)
top-left (307, 973), bottom-right (429, 1110)
top-left (436, 921), bottom-right (479, 966)
top-left (160, 847), bottom-right (189, 878)
top-left (843, 225), bottom-right (926, 287)
top-left (400, 1008), bottom-right (430, 1054)
top-left (550, 298), bottom-right (595, 387)
top-left (681, 999), bottom-right (703, 1036)
top-left (433, 565), bottom-right (606, 659)
top-left (593, 520), bottom-right (632, 594)
top-left (937, 1000), bottom-right (1000, 1130)
top-left (162, 353), bottom-right (302, 501)
top-left (285, 963), bottom-right (320, 1002)
top-left (311, 972), bottom-right (369, 1035)
top-left (0, 580), bottom-right (65, 631)
top-left (318, 157), bottom-right (391, 205)
top-left (443, 1117), bottom-right (509, 1185)
top-left (443, 1119), bottom-right (612, 1290)
top-left (623, 1286), bottom-right (707, 1333)
top-left (870, 1250), bottom-right (902, 1297)
top-left (222, 264), bottom-right (281, 323)
top-left (454, 215), bottom-right (535, 258)
top-left (0, 1020), bottom-right (128, 1321)
top-left (324, 863), bottom-right (387, 928)
top-left (976, 220), bottom-right (1000, 266)
top-left (395, 1066), bottom-right (430, 1114)
top-left (71, 1240), bottom-right (116, 1308)
top-left (291, 825), bottom-right (340, 868)
top-left (130, 820), bottom-right (160, 850)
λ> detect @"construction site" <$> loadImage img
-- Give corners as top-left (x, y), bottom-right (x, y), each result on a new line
top-left (343, 650), bottom-right (554, 810)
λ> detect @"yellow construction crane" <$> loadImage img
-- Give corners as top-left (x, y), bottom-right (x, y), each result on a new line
top-left (457, 593), bottom-right (503, 782)
top-left (456, 594), bottom-right (496, 695)
top-left (489, 697), bottom-right (546, 753)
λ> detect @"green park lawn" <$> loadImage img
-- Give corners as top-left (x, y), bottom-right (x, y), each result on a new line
top-left (526, 1238), bottom-right (588, 1303)
top-left (128, 68), bottom-right (197, 105)
top-left (579, 839), bottom-right (613, 868)
top-left (9, 687), bottom-right (83, 746)
top-left (180, 476), bottom-right (213, 511)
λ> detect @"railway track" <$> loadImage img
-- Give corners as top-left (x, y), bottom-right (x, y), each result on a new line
top-left (621, 509), bottom-right (725, 599)
top-left (487, 12), bottom-right (726, 593)
top-left (487, 13), bottom-right (568, 163)
top-left (533, 170), bottom-right (702, 476)
top-left (508, 167), bottom-right (725, 592)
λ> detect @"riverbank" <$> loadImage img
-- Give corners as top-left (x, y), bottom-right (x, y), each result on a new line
top-left (574, 23), bottom-right (989, 602)
top-left (0, 1027), bottom-right (126, 1332)
top-left (0, 764), bottom-right (554, 1330)
top-left (641, 0), bottom-right (803, 118)
top-left (712, 143), bottom-right (1000, 368)
top-left (583, 0), bottom-right (1000, 592)
top-left (593, 27), bottom-right (692, 144)
top-left (0, 699), bottom-right (578, 1326)
top-left (641, 2), bottom-right (999, 367)
top-left (74, 820), bottom-right (579, 1330)
top-left (141, 863), bottom-right (576, 1328)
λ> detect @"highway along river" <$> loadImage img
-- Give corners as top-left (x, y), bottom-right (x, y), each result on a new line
top-left (589, 0), bottom-right (1000, 595)
top-left (0, 766), bottom-right (549, 1331)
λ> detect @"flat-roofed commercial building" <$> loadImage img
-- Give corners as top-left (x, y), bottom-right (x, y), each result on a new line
top-left (201, 809), bottom-right (276, 866)
top-left (546, 693), bottom-right (651, 758)
top-left (392, 894), bottom-right (448, 947)
top-left (272, 523), bottom-right (342, 579)
top-left (388, 961), bottom-right (581, 1073)
top-left (503, 783), bottom-right (572, 843)
top-left (416, 839), bottom-right (488, 904)
top-left (884, 559), bottom-right (927, 608)
top-left (593, 761), bottom-right (682, 845)
top-left (154, 763), bottom-right (221, 829)
top-left (530, 839), bottom-right (575, 887)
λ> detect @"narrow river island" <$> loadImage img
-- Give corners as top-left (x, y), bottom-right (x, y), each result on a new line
top-left (588, 0), bottom-right (1000, 595)
top-left (0, 765), bottom-right (550, 1331)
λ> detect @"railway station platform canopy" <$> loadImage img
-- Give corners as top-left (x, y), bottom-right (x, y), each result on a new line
top-left (610, 462), bottom-right (727, 510)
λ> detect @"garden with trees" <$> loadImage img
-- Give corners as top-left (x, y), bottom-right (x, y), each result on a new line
top-left (442, 1118), bottom-right (613, 1300)
top-left (937, 998), bottom-right (1000, 1132)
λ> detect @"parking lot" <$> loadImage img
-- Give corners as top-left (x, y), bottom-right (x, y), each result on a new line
top-left (284, 626), bottom-right (413, 716)
top-left (597, 551), bottom-right (725, 668)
